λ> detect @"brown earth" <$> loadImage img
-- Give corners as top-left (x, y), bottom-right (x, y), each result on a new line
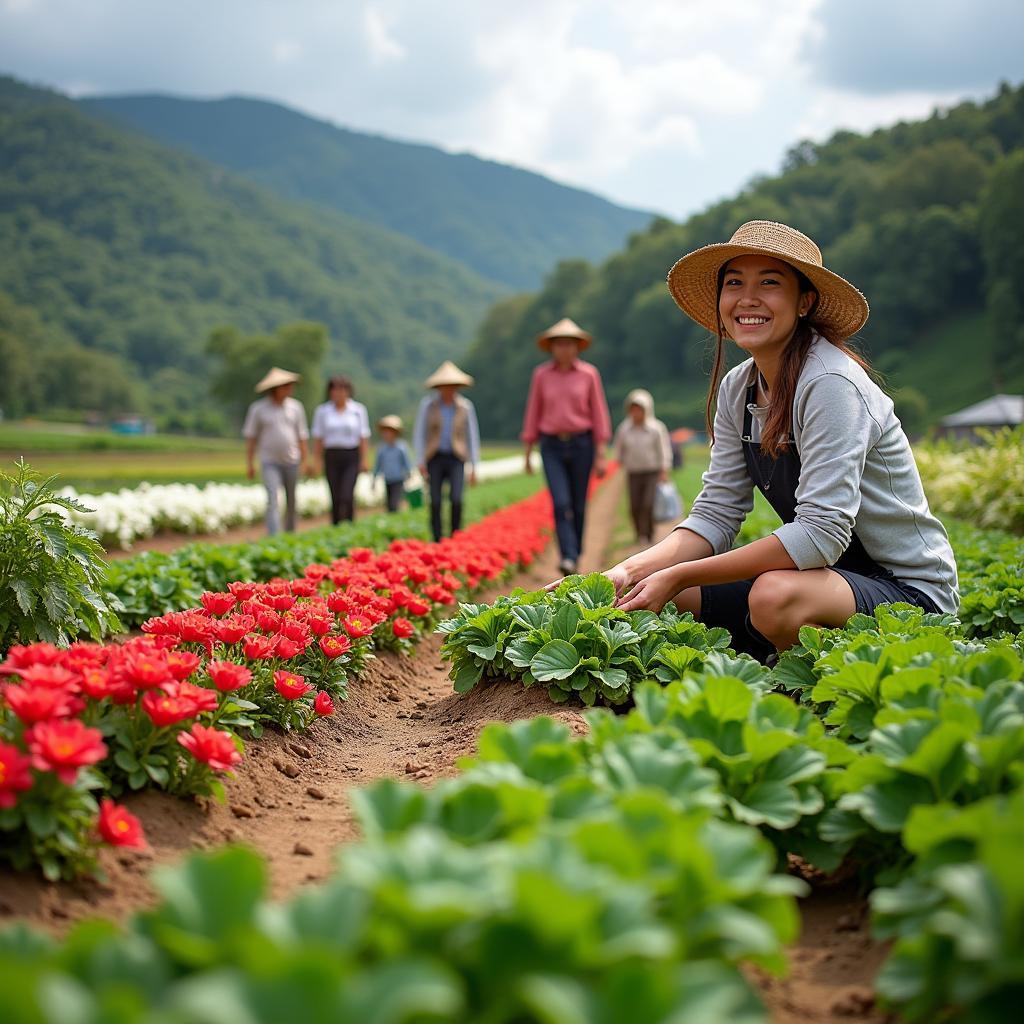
top-left (0, 470), bottom-right (890, 1023)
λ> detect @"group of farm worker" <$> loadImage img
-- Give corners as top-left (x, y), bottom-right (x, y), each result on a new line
top-left (242, 326), bottom-right (671, 562)
top-left (242, 218), bottom-right (959, 663)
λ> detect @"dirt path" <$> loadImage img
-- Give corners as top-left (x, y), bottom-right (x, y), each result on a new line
top-left (0, 471), bottom-right (890, 1023)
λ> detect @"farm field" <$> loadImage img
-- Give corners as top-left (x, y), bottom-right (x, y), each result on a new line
top-left (0, 461), bottom-right (1021, 1024)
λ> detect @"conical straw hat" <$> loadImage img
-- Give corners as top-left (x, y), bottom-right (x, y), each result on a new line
top-left (254, 367), bottom-right (301, 393)
top-left (424, 360), bottom-right (474, 388)
top-left (666, 220), bottom-right (869, 340)
top-left (377, 415), bottom-right (404, 433)
top-left (537, 317), bottom-right (592, 350)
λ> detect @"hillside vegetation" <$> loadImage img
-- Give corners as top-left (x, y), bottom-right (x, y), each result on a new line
top-left (0, 76), bottom-right (501, 429)
top-left (82, 94), bottom-right (652, 291)
top-left (464, 82), bottom-right (1024, 436)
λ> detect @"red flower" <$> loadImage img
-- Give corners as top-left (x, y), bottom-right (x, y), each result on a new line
top-left (97, 799), bottom-right (146, 849)
top-left (2, 683), bottom-right (77, 724)
top-left (326, 591), bottom-right (351, 614)
top-left (80, 667), bottom-right (136, 705)
top-left (255, 609), bottom-right (283, 633)
top-left (266, 593), bottom-right (296, 612)
top-left (314, 691), bottom-right (335, 716)
top-left (206, 661), bottom-right (252, 692)
top-left (173, 681), bottom-right (219, 716)
top-left (0, 741), bottom-right (33, 808)
top-left (242, 634), bottom-right (278, 660)
top-left (141, 614), bottom-right (180, 637)
top-left (273, 671), bottom-right (312, 700)
top-left (200, 591), bottom-right (237, 616)
top-left (319, 634), bottom-right (352, 659)
top-left (290, 578), bottom-right (318, 598)
top-left (274, 636), bottom-right (305, 660)
top-left (0, 643), bottom-right (63, 673)
top-left (14, 664), bottom-right (80, 691)
top-left (26, 720), bottom-right (107, 784)
top-left (120, 651), bottom-right (174, 691)
top-left (176, 612), bottom-right (216, 645)
top-left (279, 619), bottom-right (310, 643)
top-left (304, 563), bottom-right (330, 581)
top-left (167, 650), bottom-right (202, 681)
top-left (404, 596), bottom-right (433, 617)
top-left (228, 580), bottom-right (258, 601)
top-left (306, 613), bottom-right (333, 637)
top-left (392, 617), bottom-right (415, 639)
top-left (349, 547), bottom-right (374, 563)
top-left (177, 724), bottom-right (242, 773)
top-left (141, 690), bottom-right (197, 728)
top-left (215, 614), bottom-right (254, 645)
top-left (342, 614), bottom-right (375, 639)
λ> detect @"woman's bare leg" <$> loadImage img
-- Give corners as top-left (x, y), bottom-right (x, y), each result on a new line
top-left (747, 568), bottom-right (856, 650)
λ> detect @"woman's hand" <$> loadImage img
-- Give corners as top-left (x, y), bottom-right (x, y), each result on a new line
top-left (544, 563), bottom-right (632, 595)
top-left (616, 565), bottom-right (686, 613)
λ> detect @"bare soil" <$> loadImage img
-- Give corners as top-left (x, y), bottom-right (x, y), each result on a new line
top-left (0, 471), bottom-right (890, 1022)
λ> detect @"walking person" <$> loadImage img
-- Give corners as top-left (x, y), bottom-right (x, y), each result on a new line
top-left (243, 367), bottom-right (309, 536)
top-left (602, 220), bottom-right (958, 661)
top-left (414, 361), bottom-right (480, 541)
top-left (521, 318), bottom-right (612, 575)
top-left (310, 376), bottom-right (370, 524)
top-left (614, 389), bottom-right (673, 545)
top-left (374, 415), bottom-right (412, 513)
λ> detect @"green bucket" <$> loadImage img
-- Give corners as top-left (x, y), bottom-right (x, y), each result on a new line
top-left (405, 485), bottom-right (424, 509)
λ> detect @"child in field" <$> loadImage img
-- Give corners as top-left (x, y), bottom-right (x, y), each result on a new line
top-left (374, 415), bottom-right (412, 512)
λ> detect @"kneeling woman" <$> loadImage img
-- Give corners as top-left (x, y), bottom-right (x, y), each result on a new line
top-left (610, 221), bottom-right (958, 660)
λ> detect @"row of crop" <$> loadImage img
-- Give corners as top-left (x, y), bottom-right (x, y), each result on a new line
top-left (61, 454), bottom-right (541, 549)
top-left (103, 473), bottom-right (544, 629)
top-left (915, 425), bottom-right (1024, 535)
top-left (5, 575), bottom-right (1019, 1021)
top-left (0, 491), bottom-right (552, 880)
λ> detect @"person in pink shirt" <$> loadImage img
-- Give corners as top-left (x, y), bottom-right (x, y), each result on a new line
top-left (521, 318), bottom-right (612, 574)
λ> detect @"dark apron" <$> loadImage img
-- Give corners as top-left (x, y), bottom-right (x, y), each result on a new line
top-left (741, 379), bottom-right (885, 578)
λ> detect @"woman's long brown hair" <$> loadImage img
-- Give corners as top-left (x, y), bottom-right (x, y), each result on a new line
top-left (705, 263), bottom-right (873, 457)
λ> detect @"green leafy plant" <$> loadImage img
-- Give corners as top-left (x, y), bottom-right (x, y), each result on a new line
top-left (0, 460), bottom-right (122, 651)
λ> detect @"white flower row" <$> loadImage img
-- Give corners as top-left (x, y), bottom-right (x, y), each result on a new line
top-left (59, 454), bottom-right (536, 550)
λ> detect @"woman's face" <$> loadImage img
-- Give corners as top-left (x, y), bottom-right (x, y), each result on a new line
top-left (550, 337), bottom-right (579, 366)
top-left (629, 403), bottom-right (645, 424)
top-left (718, 255), bottom-right (814, 357)
top-left (330, 382), bottom-right (350, 403)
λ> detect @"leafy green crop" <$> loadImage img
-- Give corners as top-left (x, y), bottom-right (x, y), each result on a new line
top-left (0, 461), bottom-right (121, 651)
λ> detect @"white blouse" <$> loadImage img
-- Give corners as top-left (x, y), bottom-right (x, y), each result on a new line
top-left (311, 400), bottom-right (371, 450)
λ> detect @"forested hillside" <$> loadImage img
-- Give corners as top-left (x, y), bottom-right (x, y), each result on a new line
top-left (0, 76), bottom-right (501, 429)
top-left (82, 94), bottom-right (652, 290)
top-left (464, 82), bottom-right (1024, 437)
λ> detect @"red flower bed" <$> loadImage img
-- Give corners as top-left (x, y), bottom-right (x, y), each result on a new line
top-left (0, 489), bottom-right (556, 878)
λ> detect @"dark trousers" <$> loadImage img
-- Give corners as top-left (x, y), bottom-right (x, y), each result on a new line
top-left (324, 447), bottom-right (360, 524)
top-left (385, 480), bottom-right (404, 513)
top-left (427, 452), bottom-right (465, 541)
top-left (628, 470), bottom-right (659, 542)
top-left (540, 433), bottom-right (594, 563)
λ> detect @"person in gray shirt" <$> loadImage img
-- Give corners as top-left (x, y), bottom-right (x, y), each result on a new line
top-left (242, 367), bottom-right (310, 535)
top-left (605, 221), bottom-right (958, 663)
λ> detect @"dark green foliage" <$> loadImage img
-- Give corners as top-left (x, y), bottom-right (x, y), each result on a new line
top-left (464, 83), bottom-right (1024, 436)
top-left (0, 75), bottom-right (500, 427)
top-left (0, 461), bottom-right (122, 651)
top-left (83, 93), bottom-right (653, 291)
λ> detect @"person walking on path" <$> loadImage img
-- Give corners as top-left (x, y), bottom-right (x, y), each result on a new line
top-left (521, 318), bottom-right (612, 575)
top-left (414, 361), bottom-right (481, 541)
top-left (614, 388), bottom-right (673, 545)
top-left (243, 367), bottom-right (309, 536)
top-left (310, 376), bottom-right (370, 524)
top-left (374, 414), bottom-right (412, 513)
top-left (602, 220), bottom-right (958, 662)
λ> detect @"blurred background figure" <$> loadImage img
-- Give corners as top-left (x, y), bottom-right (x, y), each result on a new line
top-left (414, 361), bottom-right (480, 540)
top-left (521, 318), bottom-right (611, 575)
top-left (243, 367), bottom-right (308, 536)
top-left (614, 388), bottom-right (673, 544)
top-left (310, 375), bottom-right (370, 524)
top-left (375, 414), bottom-right (412, 513)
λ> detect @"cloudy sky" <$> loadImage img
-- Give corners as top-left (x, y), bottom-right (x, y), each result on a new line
top-left (1, 0), bottom-right (1021, 217)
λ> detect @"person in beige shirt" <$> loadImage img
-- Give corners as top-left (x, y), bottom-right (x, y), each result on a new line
top-left (613, 388), bottom-right (672, 543)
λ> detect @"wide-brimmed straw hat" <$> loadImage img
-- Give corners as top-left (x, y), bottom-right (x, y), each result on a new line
top-left (254, 367), bottom-right (301, 393)
top-left (424, 360), bottom-right (474, 389)
top-left (377, 415), bottom-right (403, 433)
top-left (666, 220), bottom-right (869, 340)
top-left (537, 317), bottom-right (592, 351)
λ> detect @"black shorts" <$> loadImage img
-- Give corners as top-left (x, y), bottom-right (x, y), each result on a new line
top-left (699, 568), bottom-right (940, 663)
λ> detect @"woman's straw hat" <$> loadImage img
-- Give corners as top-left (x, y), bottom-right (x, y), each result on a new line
top-left (254, 367), bottom-right (301, 393)
top-left (424, 361), bottom-right (474, 389)
top-left (537, 317), bottom-right (592, 351)
top-left (378, 414), bottom-right (403, 433)
top-left (666, 220), bottom-right (869, 340)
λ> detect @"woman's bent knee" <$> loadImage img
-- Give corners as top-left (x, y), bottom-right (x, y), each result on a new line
top-left (747, 571), bottom-right (803, 637)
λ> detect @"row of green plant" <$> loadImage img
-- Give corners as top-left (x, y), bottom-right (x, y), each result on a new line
top-left (916, 426), bottom-right (1024, 535)
top-left (5, 582), bottom-right (1020, 1021)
